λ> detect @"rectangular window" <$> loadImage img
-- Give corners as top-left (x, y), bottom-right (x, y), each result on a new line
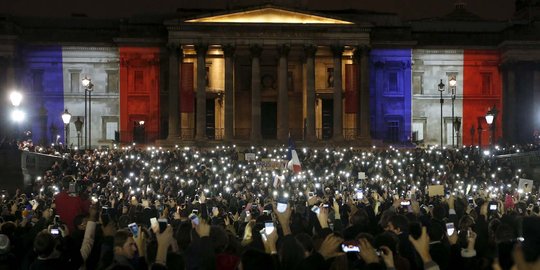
top-left (134, 70), bottom-right (143, 92)
top-left (412, 121), bottom-right (424, 142)
top-left (481, 73), bottom-right (492, 95)
top-left (70, 72), bottom-right (80, 93)
top-left (105, 122), bottom-right (117, 140)
top-left (413, 72), bottom-right (423, 95)
top-left (102, 116), bottom-right (119, 140)
top-left (32, 70), bottom-right (43, 92)
top-left (107, 70), bottom-right (119, 93)
top-left (388, 72), bottom-right (398, 92)
top-left (446, 121), bottom-right (454, 146)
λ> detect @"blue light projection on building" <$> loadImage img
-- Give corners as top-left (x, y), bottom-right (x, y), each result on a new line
top-left (369, 49), bottom-right (412, 143)
top-left (19, 45), bottom-right (65, 145)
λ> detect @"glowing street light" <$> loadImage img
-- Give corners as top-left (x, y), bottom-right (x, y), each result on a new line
top-left (61, 109), bottom-right (72, 146)
top-left (82, 76), bottom-right (94, 149)
top-left (485, 105), bottom-right (499, 148)
top-left (449, 76), bottom-right (457, 147)
top-left (11, 109), bottom-right (25, 122)
top-left (438, 79), bottom-right (445, 148)
top-left (9, 91), bottom-right (22, 107)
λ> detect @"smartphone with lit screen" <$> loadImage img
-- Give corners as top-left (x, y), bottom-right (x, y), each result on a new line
top-left (446, 222), bottom-right (455, 236)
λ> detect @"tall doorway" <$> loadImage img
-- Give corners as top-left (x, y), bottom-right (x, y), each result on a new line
top-left (206, 98), bottom-right (215, 139)
top-left (322, 99), bottom-right (333, 140)
top-left (261, 102), bottom-right (277, 139)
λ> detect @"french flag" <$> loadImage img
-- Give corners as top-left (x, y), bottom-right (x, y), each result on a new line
top-left (286, 134), bottom-right (301, 173)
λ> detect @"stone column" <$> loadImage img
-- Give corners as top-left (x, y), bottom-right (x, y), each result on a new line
top-left (331, 45), bottom-right (344, 141)
top-left (223, 44), bottom-right (235, 142)
top-left (167, 44), bottom-right (180, 140)
top-left (503, 66), bottom-right (516, 143)
top-left (305, 45), bottom-right (317, 141)
top-left (250, 45), bottom-right (263, 142)
top-left (359, 46), bottom-right (371, 140)
top-left (277, 44), bottom-right (290, 141)
top-left (195, 44), bottom-right (208, 141)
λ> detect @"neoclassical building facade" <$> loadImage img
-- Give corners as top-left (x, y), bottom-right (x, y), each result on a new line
top-left (1, 3), bottom-right (540, 147)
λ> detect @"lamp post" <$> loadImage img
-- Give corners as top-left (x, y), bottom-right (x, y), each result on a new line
top-left (74, 117), bottom-right (83, 149)
top-left (470, 125), bottom-right (475, 146)
top-left (82, 76), bottom-right (94, 149)
top-left (477, 118), bottom-right (483, 148)
top-left (61, 109), bottom-right (72, 146)
top-left (9, 91), bottom-right (24, 141)
top-left (485, 105), bottom-right (499, 148)
top-left (139, 120), bottom-right (145, 144)
top-left (438, 79), bottom-right (445, 148)
top-left (454, 117), bottom-right (461, 148)
top-left (449, 76), bottom-right (457, 147)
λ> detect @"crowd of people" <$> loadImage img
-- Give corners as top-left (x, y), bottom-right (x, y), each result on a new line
top-left (0, 142), bottom-right (539, 270)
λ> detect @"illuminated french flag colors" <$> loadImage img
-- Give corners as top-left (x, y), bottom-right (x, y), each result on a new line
top-left (13, 44), bottom-right (503, 147)
top-left (19, 45), bottom-right (65, 145)
top-left (462, 50), bottom-right (502, 147)
top-left (370, 49), bottom-right (412, 144)
top-left (411, 49), bottom-right (502, 147)
top-left (119, 47), bottom-right (161, 144)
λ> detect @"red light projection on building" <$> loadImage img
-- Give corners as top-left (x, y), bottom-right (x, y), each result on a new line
top-left (462, 50), bottom-right (502, 147)
top-left (119, 47), bottom-right (161, 144)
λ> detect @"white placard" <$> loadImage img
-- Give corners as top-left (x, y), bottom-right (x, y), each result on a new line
top-left (358, 172), bottom-right (366, 180)
top-left (519, 178), bottom-right (534, 193)
top-left (245, 153), bottom-right (256, 161)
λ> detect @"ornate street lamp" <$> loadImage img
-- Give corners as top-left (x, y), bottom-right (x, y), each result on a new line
top-left (449, 76), bottom-right (457, 147)
top-left (454, 117), bottom-right (461, 147)
top-left (9, 91), bottom-right (22, 107)
top-left (61, 109), bottom-right (72, 146)
top-left (74, 117), bottom-right (83, 149)
top-left (82, 76), bottom-right (94, 149)
top-left (438, 79), bottom-right (445, 148)
top-left (485, 105), bottom-right (499, 148)
top-left (9, 91), bottom-right (24, 140)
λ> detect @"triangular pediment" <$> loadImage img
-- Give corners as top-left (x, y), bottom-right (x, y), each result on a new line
top-left (185, 7), bottom-right (353, 24)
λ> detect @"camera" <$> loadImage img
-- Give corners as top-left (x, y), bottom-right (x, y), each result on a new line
top-left (50, 228), bottom-right (60, 236)
top-left (277, 197), bottom-right (288, 213)
top-left (128, 223), bottom-right (139, 237)
top-left (489, 202), bottom-right (498, 211)
top-left (264, 222), bottom-right (274, 235)
top-left (341, 241), bottom-right (360, 253)
top-left (446, 222), bottom-right (455, 236)
top-left (189, 213), bottom-right (199, 225)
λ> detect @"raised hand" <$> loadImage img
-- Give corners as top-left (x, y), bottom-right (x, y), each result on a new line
top-left (409, 226), bottom-right (432, 263)
top-left (318, 234), bottom-right (344, 260)
top-left (273, 202), bottom-right (292, 235)
top-left (317, 205), bottom-right (329, 229)
top-left (358, 238), bottom-right (379, 264)
top-left (195, 219), bottom-right (210, 237)
top-left (379, 246), bottom-right (394, 268)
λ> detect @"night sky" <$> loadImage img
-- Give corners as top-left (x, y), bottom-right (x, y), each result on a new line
top-left (0, 0), bottom-right (516, 20)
